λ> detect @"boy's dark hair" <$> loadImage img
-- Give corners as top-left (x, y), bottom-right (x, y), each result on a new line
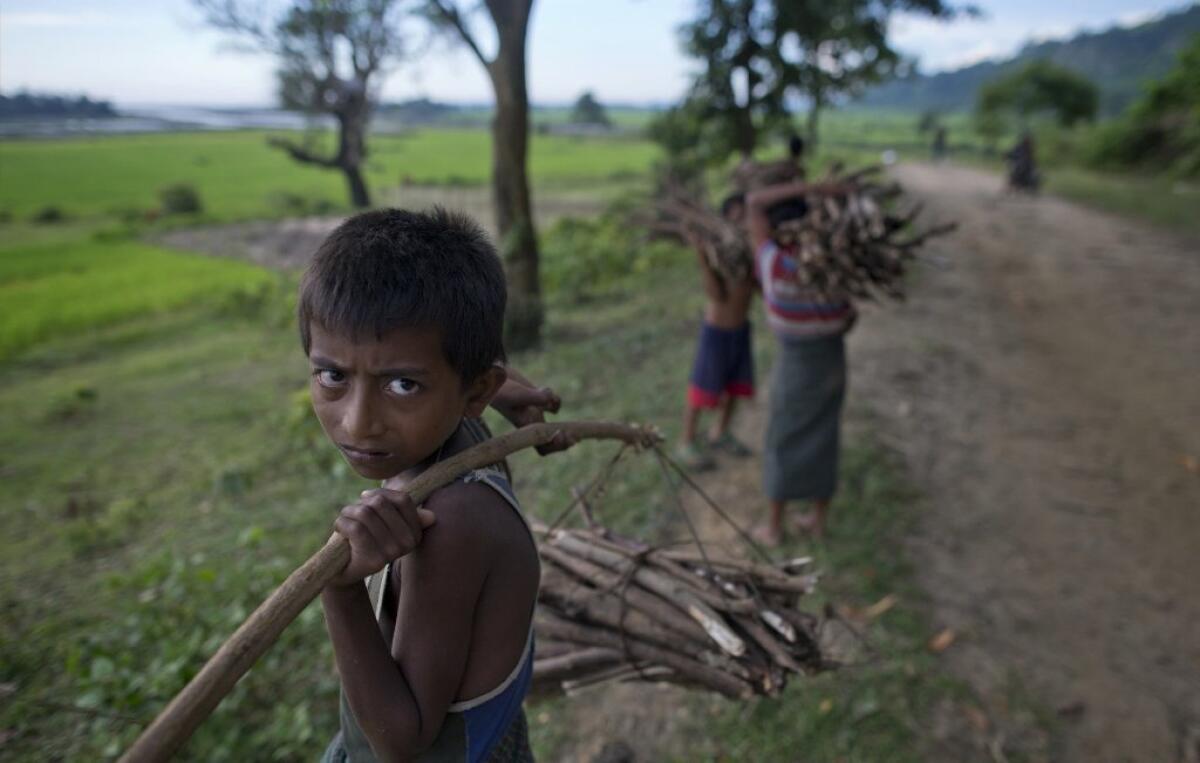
top-left (298, 207), bottom-right (507, 383)
top-left (767, 197), bottom-right (810, 228)
top-left (719, 192), bottom-right (746, 217)
top-left (787, 134), bottom-right (805, 160)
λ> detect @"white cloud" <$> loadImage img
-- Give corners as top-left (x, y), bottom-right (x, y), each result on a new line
top-left (1116, 9), bottom-right (1164, 27)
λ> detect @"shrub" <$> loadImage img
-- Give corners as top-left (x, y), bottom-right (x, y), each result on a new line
top-left (540, 203), bottom-right (685, 300)
top-left (31, 205), bottom-right (66, 224)
top-left (158, 183), bottom-right (203, 215)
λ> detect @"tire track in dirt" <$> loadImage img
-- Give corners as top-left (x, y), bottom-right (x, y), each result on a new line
top-left (849, 162), bottom-right (1200, 762)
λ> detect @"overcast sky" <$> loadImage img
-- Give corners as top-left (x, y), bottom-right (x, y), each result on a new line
top-left (0, 0), bottom-right (1187, 107)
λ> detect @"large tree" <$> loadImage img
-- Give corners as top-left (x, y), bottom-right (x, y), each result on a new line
top-left (975, 59), bottom-right (1099, 131)
top-left (425, 0), bottom-right (542, 349)
top-left (678, 0), bottom-right (960, 160)
top-left (194, 0), bottom-right (409, 208)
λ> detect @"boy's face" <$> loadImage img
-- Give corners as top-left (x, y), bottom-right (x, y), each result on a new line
top-left (306, 322), bottom-right (498, 480)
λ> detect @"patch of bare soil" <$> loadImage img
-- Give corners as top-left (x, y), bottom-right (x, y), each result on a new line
top-left (157, 184), bottom-right (607, 271)
top-left (849, 163), bottom-right (1200, 762)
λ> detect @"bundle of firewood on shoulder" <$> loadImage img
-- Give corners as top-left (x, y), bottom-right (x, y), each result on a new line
top-left (530, 521), bottom-right (830, 700)
top-left (771, 164), bottom-right (956, 301)
top-left (643, 161), bottom-right (956, 301)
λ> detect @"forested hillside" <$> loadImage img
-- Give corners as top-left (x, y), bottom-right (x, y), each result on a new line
top-left (861, 3), bottom-right (1200, 114)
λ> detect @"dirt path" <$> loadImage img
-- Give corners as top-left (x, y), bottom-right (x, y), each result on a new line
top-left (849, 162), bottom-right (1200, 762)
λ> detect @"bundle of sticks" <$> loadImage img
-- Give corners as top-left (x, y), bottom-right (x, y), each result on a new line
top-left (642, 192), bottom-right (753, 285)
top-left (771, 164), bottom-right (956, 301)
top-left (530, 521), bottom-right (828, 700)
top-left (644, 162), bottom-right (956, 300)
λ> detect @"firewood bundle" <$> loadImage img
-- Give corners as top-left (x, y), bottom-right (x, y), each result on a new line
top-left (641, 192), bottom-right (754, 285)
top-left (642, 160), bottom-right (957, 301)
top-left (771, 165), bottom-right (956, 301)
top-left (731, 157), bottom-right (803, 193)
top-left (531, 523), bottom-right (827, 700)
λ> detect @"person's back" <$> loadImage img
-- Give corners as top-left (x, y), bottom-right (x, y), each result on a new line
top-left (300, 208), bottom-right (541, 762)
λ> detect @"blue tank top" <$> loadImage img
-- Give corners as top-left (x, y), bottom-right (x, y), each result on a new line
top-left (334, 444), bottom-right (537, 762)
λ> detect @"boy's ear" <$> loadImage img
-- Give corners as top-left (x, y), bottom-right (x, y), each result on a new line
top-left (464, 364), bottom-right (507, 418)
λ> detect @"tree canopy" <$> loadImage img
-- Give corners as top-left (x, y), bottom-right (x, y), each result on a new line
top-left (194, 0), bottom-right (411, 207)
top-left (1088, 34), bottom-right (1200, 176)
top-left (975, 59), bottom-right (1099, 130)
top-left (570, 91), bottom-right (611, 127)
top-left (673, 0), bottom-right (961, 161)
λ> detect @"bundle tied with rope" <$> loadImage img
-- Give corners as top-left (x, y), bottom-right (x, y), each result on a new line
top-left (529, 443), bottom-right (831, 700)
top-left (642, 160), bottom-right (957, 301)
top-left (119, 420), bottom-right (831, 763)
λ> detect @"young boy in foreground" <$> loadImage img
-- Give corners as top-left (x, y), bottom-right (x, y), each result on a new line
top-left (746, 181), bottom-right (856, 545)
top-left (676, 193), bottom-right (757, 471)
top-left (306, 208), bottom-right (562, 762)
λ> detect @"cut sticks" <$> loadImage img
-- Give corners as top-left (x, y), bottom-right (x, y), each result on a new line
top-left (531, 523), bottom-right (827, 700)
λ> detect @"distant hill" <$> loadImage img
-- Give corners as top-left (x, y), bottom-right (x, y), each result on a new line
top-left (0, 92), bottom-right (117, 120)
top-left (860, 3), bottom-right (1200, 115)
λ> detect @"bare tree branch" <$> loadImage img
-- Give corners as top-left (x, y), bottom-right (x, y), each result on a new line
top-left (267, 136), bottom-right (340, 168)
top-left (426, 0), bottom-right (491, 67)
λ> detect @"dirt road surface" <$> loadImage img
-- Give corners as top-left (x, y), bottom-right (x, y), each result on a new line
top-left (850, 162), bottom-right (1200, 762)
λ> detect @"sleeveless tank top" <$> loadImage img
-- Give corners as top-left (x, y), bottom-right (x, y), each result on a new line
top-left (335, 419), bottom-right (537, 762)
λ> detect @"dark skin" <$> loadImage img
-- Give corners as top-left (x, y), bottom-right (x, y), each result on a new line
top-left (309, 322), bottom-right (550, 760)
top-left (680, 202), bottom-right (757, 446)
top-left (745, 180), bottom-right (852, 546)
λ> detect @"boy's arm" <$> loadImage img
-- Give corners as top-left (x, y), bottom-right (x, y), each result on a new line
top-left (322, 485), bottom-right (492, 760)
top-left (685, 231), bottom-right (728, 302)
top-left (745, 180), bottom-right (850, 251)
top-left (490, 367), bottom-right (574, 454)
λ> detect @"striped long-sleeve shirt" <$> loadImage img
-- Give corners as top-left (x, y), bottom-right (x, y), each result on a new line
top-left (756, 239), bottom-right (855, 340)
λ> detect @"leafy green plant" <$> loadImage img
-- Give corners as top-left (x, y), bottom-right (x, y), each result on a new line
top-left (158, 183), bottom-right (203, 215)
top-left (540, 208), bottom-right (685, 300)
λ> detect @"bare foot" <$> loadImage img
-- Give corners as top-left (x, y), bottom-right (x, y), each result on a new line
top-left (751, 523), bottom-right (784, 548)
top-left (790, 511), bottom-right (826, 540)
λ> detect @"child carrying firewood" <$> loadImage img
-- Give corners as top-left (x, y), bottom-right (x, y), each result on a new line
top-left (746, 180), bottom-right (856, 545)
top-left (676, 192), bottom-right (758, 471)
top-left (304, 208), bottom-right (568, 762)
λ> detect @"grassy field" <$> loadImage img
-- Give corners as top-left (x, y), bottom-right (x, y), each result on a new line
top-left (0, 240), bottom-right (277, 360)
top-left (0, 128), bottom-right (658, 222)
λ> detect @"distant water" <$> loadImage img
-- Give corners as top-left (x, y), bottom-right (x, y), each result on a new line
top-left (0, 105), bottom-right (335, 138)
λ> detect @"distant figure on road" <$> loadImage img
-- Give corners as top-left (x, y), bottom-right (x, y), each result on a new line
top-left (1005, 131), bottom-right (1040, 193)
top-left (932, 126), bottom-right (948, 161)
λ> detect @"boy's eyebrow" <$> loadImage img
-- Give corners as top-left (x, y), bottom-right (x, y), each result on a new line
top-left (375, 366), bottom-right (431, 378)
top-left (309, 354), bottom-right (431, 378)
top-left (308, 353), bottom-right (344, 368)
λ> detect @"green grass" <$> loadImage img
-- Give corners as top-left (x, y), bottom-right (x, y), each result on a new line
top-left (0, 239), bottom-right (277, 359)
top-left (0, 129), bottom-right (658, 222)
top-left (1044, 166), bottom-right (1200, 237)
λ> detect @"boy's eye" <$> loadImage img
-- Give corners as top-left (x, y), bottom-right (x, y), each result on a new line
top-left (387, 378), bottom-right (420, 396)
top-left (314, 369), bottom-right (345, 387)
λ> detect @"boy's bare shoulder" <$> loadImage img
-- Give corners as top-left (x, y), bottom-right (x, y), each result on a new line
top-left (419, 479), bottom-right (525, 553)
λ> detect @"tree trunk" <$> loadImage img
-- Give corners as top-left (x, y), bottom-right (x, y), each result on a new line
top-left (805, 94), bottom-right (821, 154)
top-left (487, 3), bottom-right (542, 350)
top-left (338, 102), bottom-right (371, 209)
top-left (342, 164), bottom-right (370, 208)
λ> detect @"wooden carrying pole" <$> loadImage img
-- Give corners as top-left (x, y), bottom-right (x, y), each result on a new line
top-left (120, 421), bottom-right (659, 763)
